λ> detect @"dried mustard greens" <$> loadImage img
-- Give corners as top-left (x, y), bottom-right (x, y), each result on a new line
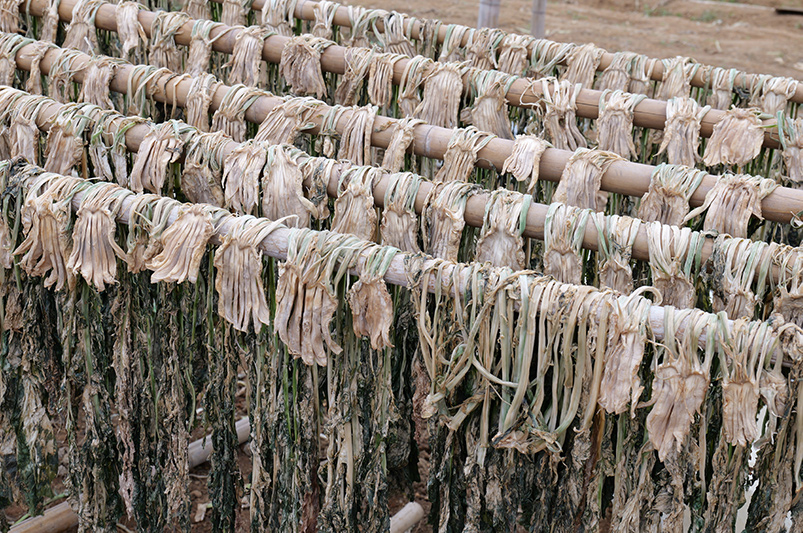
top-left (561, 42), bottom-right (604, 88)
top-left (637, 163), bottom-right (706, 226)
top-left (461, 69), bottom-right (515, 140)
top-left (129, 120), bottom-right (190, 194)
top-left (380, 171), bottom-right (422, 253)
top-left (702, 107), bottom-right (765, 168)
top-left (210, 84), bottom-right (262, 143)
top-left (645, 222), bottom-right (706, 308)
top-left (501, 134), bottom-right (550, 195)
top-left (145, 204), bottom-right (214, 284)
top-left (539, 78), bottom-right (587, 151)
top-left (225, 26), bottom-right (271, 87)
top-left (337, 104), bottom-right (377, 167)
top-left (261, 145), bottom-right (318, 228)
top-left (62, 0), bottom-right (102, 55)
top-left (280, 35), bottom-right (334, 98)
top-left (709, 236), bottom-right (772, 319)
top-left (186, 20), bottom-right (222, 77)
top-left (253, 95), bottom-right (319, 145)
top-left (433, 127), bottom-right (495, 183)
top-left (380, 116), bottom-right (423, 173)
top-left (543, 201), bottom-right (591, 284)
top-left (414, 61), bottom-right (465, 129)
top-left (186, 73), bottom-right (223, 132)
top-left (475, 189), bottom-right (530, 270)
top-left (331, 166), bottom-right (381, 241)
top-left (334, 46), bottom-right (373, 106)
top-left (181, 130), bottom-right (229, 206)
top-left (148, 11), bottom-right (190, 72)
top-left (658, 97), bottom-right (710, 168)
top-left (596, 90), bottom-right (646, 159)
top-left (597, 51), bottom-right (639, 93)
top-left (222, 141), bottom-right (266, 215)
top-left (347, 245), bottom-right (398, 350)
top-left (497, 34), bottom-right (534, 76)
top-left (655, 56), bottom-right (699, 101)
top-left (553, 147), bottom-right (622, 211)
top-left (591, 212), bottom-right (641, 293)
top-left (706, 67), bottom-right (738, 110)
top-left (422, 181), bottom-right (479, 261)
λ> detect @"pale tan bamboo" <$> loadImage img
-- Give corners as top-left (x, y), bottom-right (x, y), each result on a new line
top-left (11, 36), bottom-right (803, 226)
top-left (246, 0), bottom-right (803, 105)
top-left (20, 0), bottom-right (788, 151)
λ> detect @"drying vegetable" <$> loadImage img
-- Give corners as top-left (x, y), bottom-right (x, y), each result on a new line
top-left (331, 165), bottom-right (381, 241)
top-left (496, 33), bottom-right (533, 76)
top-left (280, 34), bottom-right (334, 98)
top-left (465, 27), bottom-right (505, 70)
top-left (539, 78), bottom-right (587, 151)
top-left (312, 0), bottom-right (338, 39)
top-left (380, 171), bottom-right (422, 252)
top-left (380, 116), bottom-right (424, 172)
top-left (8, 96), bottom-right (43, 163)
top-left (368, 52), bottom-right (403, 108)
top-left (591, 213), bottom-right (641, 293)
top-left (129, 121), bottom-right (189, 194)
top-left (145, 203), bottom-right (214, 284)
top-left (702, 107), bottom-right (765, 168)
top-left (43, 103), bottom-right (95, 176)
top-left (597, 51), bottom-right (637, 92)
top-left (706, 67), bottom-right (737, 110)
top-left (261, 0), bottom-right (296, 36)
top-left (543, 201), bottom-right (591, 284)
top-left (185, 73), bottom-right (222, 132)
top-left (637, 163), bottom-right (706, 226)
top-left (347, 244), bottom-right (398, 350)
top-left (226, 26), bottom-right (271, 87)
top-left (210, 84), bottom-right (262, 142)
top-left (438, 23), bottom-right (470, 62)
top-left (222, 140), bottom-right (266, 215)
top-left (553, 147), bottom-right (623, 211)
top-left (47, 48), bottom-right (83, 104)
top-left (181, 130), bottom-right (228, 206)
top-left (398, 55), bottom-right (432, 118)
top-left (221, 0), bottom-right (249, 26)
top-left (336, 104), bottom-right (377, 166)
top-left (596, 90), bottom-right (646, 159)
top-left (655, 56), bottom-right (698, 100)
top-left (334, 46), bottom-right (372, 106)
top-left (0, 0), bottom-right (19, 33)
top-left (779, 116), bottom-right (803, 183)
top-left (709, 236), bottom-right (772, 319)
top-left (78, 57), bottom-right (118, 110)
top-left (501, 134), bottom-right (550, 194)
top-left (376, 11), bottom-right (416, 56)
top-left (562, 42), bottom-right (604, 88)
top-left (645, 222), bottom-right (706, 308)
top-left (683, 173), bottom-right (777, 237)
top-left (461, 69), bottom-right (515, 140)
top-left (253, 95), bottom-right (319, 144)
top-left (261, 145), bottom-right (318, 228)
top-left (39, 0), bottom-right (61, 42)
top-left (758, 76), bottom-right (798, 114)
top-left (629, 53), bottom-right (656, 95)
top-left (183, 0), bottom-right (210, 20)
top-left (116, 1), bottom-right (146, 59)
top-left (414, 61), bottom-right (465, 129)
top-left (25, 41), bottom-right (53, 96)
top-left (434, 126), bottom-right (495, 183)
top-left (62, 0), bottom-right (102, 55)
top-left (148, 11), bottom-right (190, 72)
top-left (422, 181), bottom-right (479, 261)
top-left (658, 97), bottom-right (710, 167)
top-left (187, 20), bottom-right (222, 77)
top-left (475, 189), bottom-right (530, 270)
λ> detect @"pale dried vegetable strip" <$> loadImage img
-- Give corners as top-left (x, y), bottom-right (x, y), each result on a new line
top-left (645, 222), bottom-right (706, 308)
top-left (758, 76), bottom-right (798, 115)
top-left (0, 0), bottom-right (20, 33)
top-left (312, 0), bottom-right (338, 39)
top-left (438, 24), bottom-right (470, 63)
top-left (380, 116), bottom-right (424, 172)
top-left (543, 202), bottom-right (591, 285)
top-left (596, 90), bottom-right (646, 159)
top-left (710, 236), bottom-right (772, 319)
top-left (336, 104), bottom-right (377, 166)
top-left (254, 95), bottom-right (319, 144)
top-left (345, 4), bottom-right (384, 47)
top-left (376, 11), bottom-right (415, 57)
top-left (461, 69), bottom-right (515, 140)
top-left (629, 53), bottom-right (656, 95)
top-left (775, 251), bottom-right (803, 328)
top-left (380, 171), bottom-right (422, 252)
top-left (779, 116), bottom-right (803, 183)
top-left (553, 147), bottom-right (623, 211)
top-left (78, 56), bottom-right (120, 110)
top-left (66, 183), bottom-right (130, 291)
top-left (129, 120), bottom-right (190, 194)
top-left (434, 126), bottom-right (495, 183)
top-left (422, 181), bottom-right (479, 261)
top-left (181, 130), bottom-right (229, 206)
top-left (597, 51), bottom-right (637, 93)
top-left (398, 55), bottom-right (432, 118)
top-left (210, 84), bottom-right (262, 142)
top-left (261, 145), bottom-right (317, 228)
top-left (531, 39), bottom-right (575, 78)
top-left (221, 0), bottom-right (249, 26)
top-left (333, 46), bottom-right (372, 106)
top-left (683, 173), bottom-right (777, 237)
top-left (501, 134), bottom-right (550, 195)
top-left (122, 193), bottom-right (174, 273)
top-left (185, 73), bottom-right (222, 132)
top-left (214, 216), bottom-right (285, 331)
top-left (497, 34), bottom-right (534, 76)
top-left (88, 112), bottom-right (144, 188)
top-left (39, 0), bottom-right (61, 42)
top-left (591, 213), bottom-right (641, 293)
top-left (148, 11), bottom-right (190, 72)
top-left (25, 42), bottom-right (54, 96)
top-left (538, 78), bottom-right (586, 151)
top-left (223, 140), bottom-right (266, 215)
top-left (116, 1), bottom-right (147, 60)
top-left (475, 189), bottom-right (530, 270)
top-left (62, 0), bottom-right (102, 55)
top-left (465, 27), bottom-right (505, 70)
top-left (0, 34), bottom-right (30, 86)
top-left (637, 163), bottom-right (706, 226)
top-left (47, 48), bottom-right (84, 104)
top-left (347, 244), bottom-right (398, 350)
top-left (261, 0), bottom-right (297, 36)
top-left (331, 165), bottom-right (381, 241)
top-left (226, 26), bottom-right (271, 87)
top-left (280, 34), bottom-right (334, 98)
top-left (655, 56), bottom-right (699, 100)
top-left (368, 52), bottom-right (404, 108)
top-left (7, 93), bottom-right (46, 163)
top-left (562, 43), bottom-right (605, 88)
top-left (145, 203), bottom-right (214, 284)
top-left (43, 102), bottom-right (96, 175)
top-left (706, 67), bottom-right (738, 110)
top-left (183, 0), bottom-right (210, 20)
top-left (125, 64), bottom-right (171, 116)
top-left (702, 107), bottom-right (765, 168)
top-left (187, 20), bottom-right (224, 77)
top-left (658, 97), bottom-right (710, 167)
top-left (415, 61), bottom-right (466, 129)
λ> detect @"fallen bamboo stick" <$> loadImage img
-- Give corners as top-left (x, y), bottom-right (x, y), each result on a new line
top-left (389, 502), bottom-right (426, 533)
top-left (19, 0), bottom-right (788, 151)
top-left (9, 36), bottom-right (803, 226)
top-left (241, 0), bottom-right (803, 105)
top-left (9, 418), bottom-right (252, 533)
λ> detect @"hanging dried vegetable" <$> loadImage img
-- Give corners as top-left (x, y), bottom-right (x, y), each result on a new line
top-left (376, 11), bottom-right (415, 56)
top-left (702, 107), bottom-right (765, 168)
top-left (380, 116), bottom-right (423, 172)
top-left (465, 27), bottom-right (505, 70)
top-left (210, 84), bottom-right (262, 142)
top-left (779, 115), bottom-right (803, 183)
top-left (181, 130), bottom-right (229, 206)
top-left (226, 26), bottom-right (271, 87)
top-left (311, 0), bottom-right (338, 39)
top-left (221, 0), bottom-right (249, 26)
top-left (433, 126), bottom-right (495, 183)
top-left (422, 181), bottom-right (479, 261)
top-left (336, 104), bottom-right (377, 166)
top-left (183, 0), bottom-right (211, 20)
top-left (655, 56), bottom-right (699, 100)
top-left (438, 24), bottom-right (470, 63)
top-left (683, 172), bottom-right (777, 237)
top-left (591, 213), bottom-right (641, 293)
top-left (706, 67), bottom-right (738, 110)
top-left (347, 245), bottom-right (398, 350)
top-left (116, 1), bottom-right (146, 60)
top-left (148, 11), bottom-right (190, 72)
top-left (0, 34), bottom-right (29, 86)
top-left (637, 163), bottom-right (706, 226)
top-left (28, 40), bottom-right (55, 96)
top-left (331, 165), bottom-right (381, 241)
top-left (562, 42), bottom-right (604, 88)
top-left (645, 222), bottom-right (706, 308)
top-left (496, 33), bottom-right (534, 76)
top-left (43, 102), bottom-right (96, 176)
top-left (47, 48), bottom-right (83, 104)
top-left (397, 55), bottom-right (432, 118)
top-left (475, 189), bottom-right (530, 270)
top-left (629, 53), bottom-right (656, 95)
top-left (709, 236), bottom-right (772, 318)
top-left (62, 0), bottom-right (102, 55)
top-left (129, 120), bottom-right (190, 194)
top-left (261, 0), bottom-right (297, 36)
top-left (187, 20), bottom-right (223, 77)
top-left (88, 112), bottom-right (142, 188)
top-left (553, 147), bottom-right (622, 211)
top-left (530, 39), bottom-right (575, 78)
top-left (261, 145), bottom-right (317, 228)
top-left (214, 216), bottom-right (285, 331)
top-left (596, 90), bottom-right (646, 159)
top-left (345, 4), bottom-right (383, 48)
top-left (597, 51), bottom-right (638, 92)
top-left (222, 140), bottom-right (265, 215)
top-left (280, 34), bottom-right (334, 98)
top-left (253, 95), bottom-right (319, 144)
top-left (368, 52), bottom-right (404, 108)
top-left (538, 77), bottom-right (586, 151)
top-left (185, 73), bottom-right (222, 132)
top-left (757, 76), bottom-right (798, 114)
top-left (333, 46), bottom-right (372, 106)
top-left (380, 171), bottom-right (421, 252)
top-left (145, 203), bottom-right (214, 284)
top-left (78, 56), bottom-right (120, 110)
top-left (657, 97), bottom-right (710, 167)
top-left (0, 0), bottom-right (20, 33)
top-left (461, 69), bottom-right (515, 139)
top-left (775, 251), bottom-right (803, 327)
top-left (414, 61), bottom-right (465, 129)
top-left (543, 201), bottom-right (591, 284)
top-left (6, 93), bottom-right (45, 163)
top-left (501, 134), bottom-right (550, 194)
top-left (124, 64), bottom-right (170, 117)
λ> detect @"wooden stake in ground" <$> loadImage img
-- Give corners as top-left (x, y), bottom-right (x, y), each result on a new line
top-left (531, 0), bottom-right (546, 38)
top-left (477, 0), bottom-right (501, 28)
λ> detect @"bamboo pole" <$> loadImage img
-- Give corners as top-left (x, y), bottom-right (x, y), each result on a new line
top-left (530, 0), bottom-right (546, 38)
top-left (10, 35), bottom-right (803, 226)
top-left (9, 418), bottom-right (252, 533)
top-left (243, 0), bottom-right (803, 105)
top-left (19, 0), bottom-right (788, 151)
top-left (477, 0), bottom-right (501, 28)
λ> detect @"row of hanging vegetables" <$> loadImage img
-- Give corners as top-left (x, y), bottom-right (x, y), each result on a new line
top-left (0, 0), bottom-right (800, 531)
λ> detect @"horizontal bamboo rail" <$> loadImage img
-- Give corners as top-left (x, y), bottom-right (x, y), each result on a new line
top-left (11, 36), bottom-right (803, 227)
top-left (21, 0), bottom-right (788, 151)
top-left (9, 418), bottom-right (252, 533)
top-left (251, 0), bottom-right (803, 105)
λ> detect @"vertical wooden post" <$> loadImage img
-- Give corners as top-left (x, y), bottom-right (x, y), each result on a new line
top-left (477, 0), bottom-right (501, 28)
top-left (531, 0), bottom-right (546, 38)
